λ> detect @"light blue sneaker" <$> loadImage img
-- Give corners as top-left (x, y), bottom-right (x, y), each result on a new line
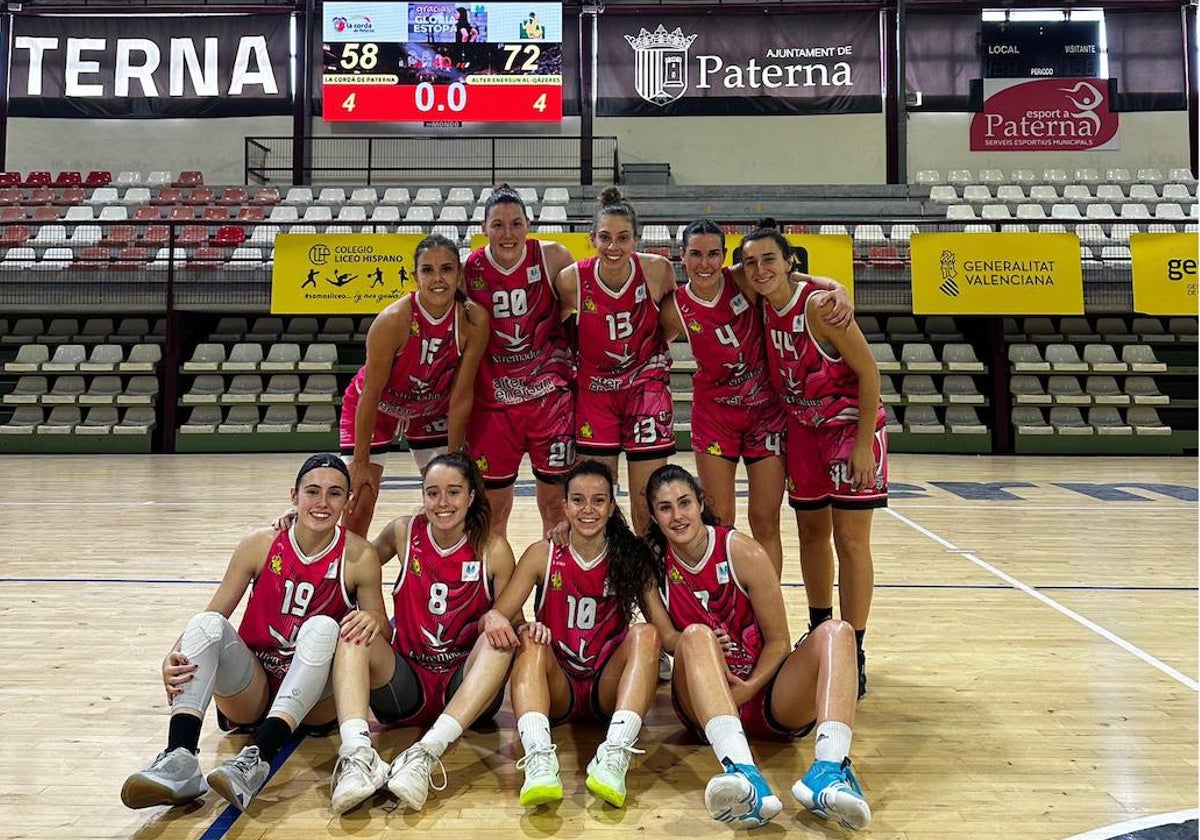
top-left (703, 757), bottom-right (783, 828)
top-left (791, 758), bottom-right (871, 830)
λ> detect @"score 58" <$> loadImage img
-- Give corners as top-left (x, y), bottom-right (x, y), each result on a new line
top-left (339, 43), bottom-right (380, 70)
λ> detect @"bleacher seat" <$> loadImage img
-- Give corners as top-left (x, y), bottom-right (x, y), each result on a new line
top-left (182, 375), bottom-right (224, 404)
top-left (883, 405), bottom-right (902, 434)
top-left (1085, 376), bottom-right (1128, 405)
top-left (173, 171), bottom-right (204, 188)
top-left (945, 205), bottom-right (977, 221)
top-left (121, 344), bottom-right (162, 372)
top-left (1009, 344), bottom-right (1049, 372)
top-left (1122, 344), bottom-right (1167, 371)
top-left (217, 405), bottom-right (258, 433)
top-left (869, 343), bottom-right (900, 372)
top-left (914, 170), bottom-right (942, 186)
top-left (259, 404), bottom-right (298, 433)
top-left (1045, 345), bottom-right (1088, 372)
top-left (1016, 204), bottom-right (1047, 220)
top-left (115, 406), bottom-right (156, 434)
top-left (943, 344), bottom-right (983, 371)
top-left (943, 376), bottom-right (984, 404)
top-left (1125, 376), bottom-right (1169, 405)
top-left (119, 376), bottom-right (159, 405)
top-left (1011, 375), bottom-right (1051, 405)
top-left (981, 205), bottom-right (1012, 220)
top-left (297, 404), bottom-right (336, 432)
top-left (539, 205), bottom-right (569, 223)
top-left (223, 343), bottom-right (264, 371)
top-left (1049, 406), bottom-right (1092, 435)
top-left (1127, 406), bottom-right (1171, 435)
top-left (901, 375), bottom-right (940, 403)
top-left (379, 188), bottom-right (411, 206)
top-left (962, 185), bottom-right (991, 203)
top-left (3, 375), bottom-right (48, 405)
top-left (76, 406), bottom-right (119, 434)
top-left (80, 344), bottom-right (123, 372)
top-left (1074, 168), bottom-right (1101, 186)
top-left (928, 186), bottom-right (957, 203)
top-left (299, 374), bottom-right (338, 403)
top-left (900, 343), bottom-right (940, 371)
top-left (1154, 203), bottom-right (1186, 220)
top-left (316, 188), bottom-right (346, 206)
top-left (1, 406), bottom-right (43, 433)
top-left (319, 318), bottom-right (354, 342)
top-left (335, 205), bottom-right (367, 223)
top-left (183, 343), bottom-right (226, 372)
top-left (250, 188), bottom-right (281, 206)
top-left (37, 405), bottom-right (81, 434)
top-left (223, 374), bottom-right (262, 403)
top-left (414, 188), bottom-right (443, 205)
top-left (904, 405), bottom-right (944, 433)
top-left (404, 206), bottom-right (435, 223)
top-left (1029, 186), bottom-right (1058, 202)
top-left (261, 343), bottom-right (302, 371)
top-left (879, 375), bottom-right (898, 404)
top-left (263, 375), bottom-right (301, 403)
top-left (1081, 344), bottom-right (1126, 372)
top-left (181, 406), bottom-right (221, 433)
top-left (370, 206), bottom-right (401, 224)
top-left (1087, 406), bottom-right (1132, 435)
top-left (1048, 376), bottom-right (1089, 405)
top-left (42, 344), bottom-right (86, 372)
top-left (1023, 318), bottom-right (1061, 342)
top-left (1119, 204), bottom-right (1152, 220)
top-left (857, 316), bottom-right (883, 342)
top-left (945, 406), bottom-right (987, 434)
top-left (543, 188), bottom-right (570, 205)
top-left (42, 375), bottom-right (85, 405)
top-left (1168, 318), bottom-right (1197, 343)
top-left (301, 206), bottom-right (333, 223)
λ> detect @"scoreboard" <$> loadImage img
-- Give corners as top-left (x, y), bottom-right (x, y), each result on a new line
top-left (322, 2), bottom-right (563, 123)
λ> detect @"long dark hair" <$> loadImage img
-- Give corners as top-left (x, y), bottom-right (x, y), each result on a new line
top-left (643, 464), bottom-right (721, 578)
top-left (740, 218), bottom-right (804, 273)
top-left (422, 451), bottom-right (492, 557)
top-left (564, 460), bottom-right (655, 621)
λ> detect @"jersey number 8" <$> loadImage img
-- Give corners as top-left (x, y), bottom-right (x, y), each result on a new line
top-left (428, 582), bottom-right (449, 616)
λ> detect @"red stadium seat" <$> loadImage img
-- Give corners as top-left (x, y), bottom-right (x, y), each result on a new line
top-left (185, 187), bottom-right (215, 206)
top-left (152, 187), bottom-right (183, 206)
top-left (103, 224), bottom-right (136, 246)
top-left (84, 170), bottom-right (112, 187)
top-left (218, 187), bottom-right (248, 206)
top-left (0, 189), bottom-right (22, 206)
top-left (113, 246), bottom-right (150, 269)
top-left (237, 206), bottom-right (265, 221)
top-left (212, 225), bottom-right (247, 247)
top-left (177, 224), bottom-right (208, 246)
top-left (202, 206), bottom-right (232, 221)
top-left (250, 188), bottom-right (281, 205)
top-left (132, 206), bottom-right (161, 221)
top-left (0, 172), bottom-right (21, 187)
top-left (167, 206), bottom-right (195, 221)
top-left (1, 206), bottom-right (26, 221)
top-left (141, 225), bottom-right (169, 246)
top-left (32, 206), bottom-right (62, 221)
top-left (867, 246), bottom-right (907, 269)
top-left (24, 171), bottom-right (52, 188)
top-left (173, 170), bottom-right (204, 187)
top-left (784, 224), bottom-right (812, 234)
top-left (27, 187), bottom-right (55, 204)
top-left (0, 225), bottom-right (31, 245)
top-left (73, 245), bottom-right (111, 270)
top-left (54, 171), bottom-right (82, 187)
top-left (188, 246), bottom-right (224, 270)
top-left (54, 187), bottom-right (86, 206)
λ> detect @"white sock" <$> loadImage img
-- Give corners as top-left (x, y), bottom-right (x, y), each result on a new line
top-left (517, 712), bottom-right (552, 755)
top-left (419, 714), bottom-right (465, 758)
top-left (704, 714), bottom-right (755, 768)
top-left (339, 718), bottom-right (372, 755)
top-left (813, 720), bottom-right (853, 764)
top-left (605, 711), bottom-right (643, 746)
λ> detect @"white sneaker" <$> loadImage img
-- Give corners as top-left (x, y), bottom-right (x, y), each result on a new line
top-left (121, 747), bottom-right (207, 809)
top-left (386, 744), bottom-right (447, 811)
top-left (516, 744), bottom-right (562, 807)
top-left (206, 745), bottom-right (269, 812)
top-left (330, 745), bottom-right (389, 815)
top-left (585, 739), bottom-right (644, 808)
top-left (658, 651), bottom-right (674, 681)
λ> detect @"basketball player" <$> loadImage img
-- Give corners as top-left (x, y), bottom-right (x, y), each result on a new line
top-left (643, 465), bottom-right (870, 831)
top-left (556, 186), bottom-right (676, 536)
top-left (661, 219), bottom-right (854, 575)
top-left (478, 461), bottom-right (661, 808)
top-left (341, 234), bottom-right (490, 537)
top-left (742, 225), bottom-right (887, 699)
top-left (121, 454), bottom-right (387, 813)
top-left (326, 452), bottom-right (519, 815)
top-left (463, 186), bottom-right (576, 535)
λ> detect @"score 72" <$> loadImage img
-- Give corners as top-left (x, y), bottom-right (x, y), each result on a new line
top-left (501, 44), bottom-right (541, 72)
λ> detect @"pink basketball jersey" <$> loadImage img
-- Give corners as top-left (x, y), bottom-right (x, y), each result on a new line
top-left (672, 269), bottom-right (777, 410)
top-left (390, 515), bottom-right (492, 673)
top-left (535, 542), bottom-right (627, 681)
top-left (662, 526), bottom-right (762, 679)
top-left (238, 526), bottom-right (354, 683)
top-left (576, 254), bottom-right (670, 393)
top-left (463, 240), bottom-right (573, 408)
top-left (346, 292), bottom-right (461, 424)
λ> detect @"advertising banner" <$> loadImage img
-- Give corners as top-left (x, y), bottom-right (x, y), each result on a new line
top-left (970, 77), bottom-right (1118, 152)
top-left (723, 233), bottom-right (855, 300)
top-left (272, 234), bottom-right (424, 314)
top-left (10, 14), bottom-right (292, 118)
top-left (596, 12), bottom-right (881, 117)
top-left (1131, 233), bottom-right (1199, 316)
top-left (911, 233), bottom-right (1083, 315)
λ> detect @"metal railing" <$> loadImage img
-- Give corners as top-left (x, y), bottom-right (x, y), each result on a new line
top-left (245, 135), bottom-right (619, 186)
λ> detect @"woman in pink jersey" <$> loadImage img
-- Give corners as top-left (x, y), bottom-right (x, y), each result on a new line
top-left (661, 219), bottom-right (853, 576)
top-left (642, 464), bottom-right (869, 832)
top-left (463, 185), bottom-right (576, 536)
top-left (742, 225), bottom-right (886, 700)
top-left (556, 187), bottom-right (677, 536)
top-left (478, 460), bottom-right (661, 809)
top-left (341, 234), bottom-right (491, 537)
top-left (122, 454), bottom-right (387, 814)
top-left (324, 452), bottom-right (519, 816)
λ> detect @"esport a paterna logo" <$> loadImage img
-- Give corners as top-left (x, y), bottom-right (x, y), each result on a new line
top-left (970, 77), bottom-right (1119, 151)
top-left (624, 24), bottom-right (856, 107)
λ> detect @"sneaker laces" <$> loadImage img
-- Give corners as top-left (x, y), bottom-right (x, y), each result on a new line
top-left (330, 748), bottom-right (377, 797)
top-left (227, 746), bottom-right (263, 775)
top-left (598, 740), bottom-right (644, 774)
top-left (394, 744), bottom-right (447, 793)
top-left (516, 743), bottom-right (558, 779)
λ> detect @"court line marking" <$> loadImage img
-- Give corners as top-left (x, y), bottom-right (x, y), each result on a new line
top-left (886, 507), bottom-right (1200, 692)
top-left (198, 733), bottom-right (305, 840)
top-left (1060, 808), bottom-right (1198, 840)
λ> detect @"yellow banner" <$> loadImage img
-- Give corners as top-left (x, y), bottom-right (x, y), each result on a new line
top-left (271, 233), bottom-right (425, 314)
top-left (723, 233), bottom-right (855, 300)
top-left (468, 232), bottom-right (594, 262)
top-left (1131, 233), bottom-right (1199, 316)
top-left (910, 233), bottom-right (1083, 315)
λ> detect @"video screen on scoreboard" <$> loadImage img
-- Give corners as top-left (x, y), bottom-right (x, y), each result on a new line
top-left (322, 2), bottom-right (563, 123)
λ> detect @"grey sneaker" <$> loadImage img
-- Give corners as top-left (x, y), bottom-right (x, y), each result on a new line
top-left (331, 745), bottom-right (389, 815)
top-left (658, 651), bottom-right (673, 681)
top-left (121, 747), bottom-right (207, 809)
top-left (386, 744), bottom-right (447, 811)
top-left (206, 745), bottom-right (270, 812)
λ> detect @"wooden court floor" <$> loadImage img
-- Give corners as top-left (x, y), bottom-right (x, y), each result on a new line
top-left (0, 452), bottom-right (1195, 840)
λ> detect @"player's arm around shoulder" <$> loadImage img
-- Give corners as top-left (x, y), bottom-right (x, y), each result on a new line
top-left (797, 273), bottom-right (854, 328)
top-left (555, 262), bottom-right (581, 319)
top-left (641, 251), bottom-right (678, 303)
top-left (341, 534), bottom-right (389, 645)
top-left (447, 301), bottom-right (489, 451)
top-left (371, 515), bottom-right (412, 569)
top-left (659, 287), bottom-right (685, 343)
top-left (542, 241), bottom-right (575, 290)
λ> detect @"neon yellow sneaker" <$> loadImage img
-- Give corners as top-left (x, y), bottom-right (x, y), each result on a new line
top-left (516, 744), bottom-right (562, 807)
top-left (585, 739), bottom-right (644, 808)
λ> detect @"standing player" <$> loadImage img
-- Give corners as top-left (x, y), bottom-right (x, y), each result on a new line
top-left (121, 455), bottom-right (387, 813)
top-left (478, 461), bottom-right (661, 809)
top-left (742, 225), bottom-right (886, 698)
top-left (556, 187), bottom-right (676, 535)
top-left (643, 465), bottom-right (870, 831)
top-left (326, 452), bottom-right (519, 815)
top-left (341, 234), bottom-right (490, 536)
top-left (463, 186), bottom-right (576, 535)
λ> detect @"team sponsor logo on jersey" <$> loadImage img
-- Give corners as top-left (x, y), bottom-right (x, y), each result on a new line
top-left (730, 294), bottom-right (749, 315)
top-left (269, 553), bottom-right (284, 574)
top-left (793, 314), bottom-right (806, 333)
top-left (688, 319), bottom-right (703, 333)
top-left (410, 555), bottom-right (422, 576)
top-left (474, 454), bottom-right (490, 474)
top-left (579, 420), bottom-right (594, 439)
top-left (410, 319), bottom-right (421, 335)
top-left (324, 560), bottom-right (338, 579)
top-left (635, 284), bottom-right (647, 303)
top-left (471, 274), bottom-right (487, 290)
top-left (462, 560), bottom-right (481, 581)
top-left (582, 298), bottom-right (597, 313)
top-left (706, 440), bottom-right (723, 456)
top-left (668, 566), bottom-right (685, 584)
top-left (716, 561), bottom-right (730, 584)
top-left (527, 266), bottom-right (541, 284)
top-left (550, 569), bottom-right (564, 590)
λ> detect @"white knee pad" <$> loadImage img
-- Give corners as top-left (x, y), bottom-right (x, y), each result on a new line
top-left (269, 616), bottom-right (340, 724)
top-left (181, 611), bottom-right (234, 655)
top-left (294, 615), bottom-right (340, 668)
top-left (176, 611), bottom-right (257, 712)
